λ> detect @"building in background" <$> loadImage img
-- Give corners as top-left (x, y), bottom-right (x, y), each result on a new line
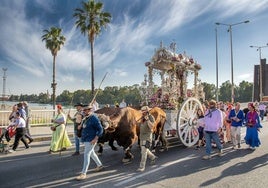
top-left (253, 58), bottom-right (268, 101)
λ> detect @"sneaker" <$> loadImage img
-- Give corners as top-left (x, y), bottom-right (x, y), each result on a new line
top-left (218, 149), bottom-right (223, 156)
top-left (72, 151), bottom-right (80, 156)
top-left (25, 146), bottom-right (31, 149)
top-left (232, 146), bottom-right (237, 150)
top-left (238, 143), bottom-right (241, 148)
top-left (76, 173), bottom-right (86, 181)
top-left (94, 165), bottom-right (104, 172)
top-left (8, 149), bottom-right (15, 153)
top-left (137, 167), bottom-right (145, 172)
top-left (195, 146), bottom-right (200, 150)
top-left (202, 155), bottom-right (211, 160)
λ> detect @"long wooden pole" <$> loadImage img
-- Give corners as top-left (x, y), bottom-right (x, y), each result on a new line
top-left (59, 95), bottom-right (74, 156)
top-left (90, 72), bottom-right (108, 105)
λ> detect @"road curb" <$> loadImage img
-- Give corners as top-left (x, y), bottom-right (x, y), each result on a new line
top-left (32, 134), bottom-right (74, 142)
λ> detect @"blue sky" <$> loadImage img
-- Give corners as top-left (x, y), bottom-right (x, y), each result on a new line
top-left (0, 0), bottom-right (268, 95)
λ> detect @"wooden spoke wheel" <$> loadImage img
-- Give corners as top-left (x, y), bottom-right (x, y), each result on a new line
top-left (176, 97), bottom-right (203, 147)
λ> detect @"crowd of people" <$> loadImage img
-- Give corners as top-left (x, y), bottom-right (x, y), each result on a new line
top-left (195, 100), bottom-right (265, 160)
top-left (1, 99), bottom-right (266, 180)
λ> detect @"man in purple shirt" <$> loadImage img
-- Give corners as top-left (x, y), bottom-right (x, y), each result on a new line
top-left (203, 100), bottom-right (223, 160)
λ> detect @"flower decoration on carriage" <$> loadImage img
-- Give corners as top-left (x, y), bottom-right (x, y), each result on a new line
top-left (145, 61), bottom-right (151, 67)
top-left (194, 63), bottom-right (202, 70)
top-left (140, 41), bottom-right (205, 111)
top-left (178, 54), bottom-right (183, 60)
top-left (189, 58), bottom-right (194, 65)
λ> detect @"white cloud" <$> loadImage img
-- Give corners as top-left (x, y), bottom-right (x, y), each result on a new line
top-left (237, 73), bottom-right (252, 81)
top-left (1, 0), bottom-right (268, 95)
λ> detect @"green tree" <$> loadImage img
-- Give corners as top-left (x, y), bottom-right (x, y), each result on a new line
top-left (73, 0), bottom-right (111, 96)
top-left (219, 81), bottom-right (232, 102)
top-left (201, 82), bottom-right (216, 101)
top-left (41, 27), bottom-right (66, 110)
top-left (236, 81), bottom-right (253, 102)
top-left (56, 90), bottom-right (73, 106)
top-left (38, 92), bottom-right (50, 104)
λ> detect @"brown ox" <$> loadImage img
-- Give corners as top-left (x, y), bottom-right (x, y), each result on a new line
top-left (95, 106), bottom-right (167, 163)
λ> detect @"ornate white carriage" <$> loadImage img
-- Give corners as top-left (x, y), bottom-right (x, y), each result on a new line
top-left (140, 42), bottom-right (205, 147)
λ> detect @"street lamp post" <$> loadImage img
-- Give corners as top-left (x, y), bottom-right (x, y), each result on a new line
top-left (215, 27), bottom-right (219, 102)
top-left (216, 20), bottom-right (249, 103)
top-left (250, 44), bottom-right (268, 101)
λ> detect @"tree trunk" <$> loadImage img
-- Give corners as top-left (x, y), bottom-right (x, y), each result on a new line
top-left (90, 40), bottom-right (95, 97)
top-left (52, 55), bottom-right (56, 112)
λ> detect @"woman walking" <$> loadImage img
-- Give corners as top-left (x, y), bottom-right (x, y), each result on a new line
top-left (244, 103), bottom-right (262, 150)
top-left (49, 104), bottom-right (72, 153)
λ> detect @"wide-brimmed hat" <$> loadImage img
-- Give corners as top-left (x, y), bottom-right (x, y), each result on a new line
top-left (209, 100), bottom-right (217, 106)
top-left (141, 106), bottom-right (151, 112)
top-left (74, 102), bottom-right (84, 107)
top-left (83, 105), bottom-right (93, 110)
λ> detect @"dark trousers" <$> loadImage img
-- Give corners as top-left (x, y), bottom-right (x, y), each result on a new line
top-left (13, 128), bottom-right (29, 150)
top-left (0, 128), bottom-right (10, 142)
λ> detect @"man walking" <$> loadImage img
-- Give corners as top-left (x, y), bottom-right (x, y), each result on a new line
top-left (137, 106), bottom-right (157, 172)
top-left (68, 102), bottom-right (84, 156)
top-left (203, 100), bottom-right (223, 160)
top-left (76, 105), bottom-right (103, 181)
top-left (228, 102), bottom-right (244, 149)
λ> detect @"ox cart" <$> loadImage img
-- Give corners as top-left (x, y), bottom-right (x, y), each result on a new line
top-left (140, 42), bottom-right (205, 147)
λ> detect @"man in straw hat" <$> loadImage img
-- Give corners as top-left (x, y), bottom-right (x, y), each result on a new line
top-left (137, 106), bottom-right (157, 172)
top-left (68, 102), bottom-right (85, 156)
top-left (76, 105), bottom-right (104, 180)
top-left (203, 100), bottom-right (223, 160)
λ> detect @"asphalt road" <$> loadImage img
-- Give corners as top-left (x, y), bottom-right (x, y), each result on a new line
top-left (0, 120), bottom-right (268, 188)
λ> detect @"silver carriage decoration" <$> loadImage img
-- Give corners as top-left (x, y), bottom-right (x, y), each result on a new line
top-left (140, 42), bottom-right (205, 147)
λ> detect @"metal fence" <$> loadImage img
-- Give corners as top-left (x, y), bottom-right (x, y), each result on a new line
top-left (0, 109), bottom-right (77, 127)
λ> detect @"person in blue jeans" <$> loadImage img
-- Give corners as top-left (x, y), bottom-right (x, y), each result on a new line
top-left (203, 100), bottom-right (223, 160)
top-left (68, 102), bottom-right (84, 156)
top-left (76, 105), bottom-right (103, 181)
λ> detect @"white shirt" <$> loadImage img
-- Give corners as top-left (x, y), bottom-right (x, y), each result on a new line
top-left (16, 117), bottom-right (26, 128)
top-left (92, 102), bottom-right (99, 112)
top-left (119, 101), bottom-right (127, 108)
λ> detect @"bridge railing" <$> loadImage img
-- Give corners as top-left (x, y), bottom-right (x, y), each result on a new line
top-left (0, 109), bottom-right (77, 127)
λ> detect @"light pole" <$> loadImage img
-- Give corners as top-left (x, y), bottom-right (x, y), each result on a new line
top-left (250, 44), bottom-right (268, 101)
top-left (216, 20), bottom-right (249, 103)
top-left (215, 27), bottom-right (219, 102)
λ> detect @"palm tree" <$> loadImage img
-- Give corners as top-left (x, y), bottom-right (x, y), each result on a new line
top-left (41, 27), bottom-right (66, 110)
top-left (73, 0), bottom-right (111, 96)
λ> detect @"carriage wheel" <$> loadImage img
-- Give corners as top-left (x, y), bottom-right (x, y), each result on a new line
top-left (176, 97), bottom-right (203, 147)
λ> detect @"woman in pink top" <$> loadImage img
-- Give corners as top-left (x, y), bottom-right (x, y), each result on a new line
top-left (224, 104), bottom-right (232, 143)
